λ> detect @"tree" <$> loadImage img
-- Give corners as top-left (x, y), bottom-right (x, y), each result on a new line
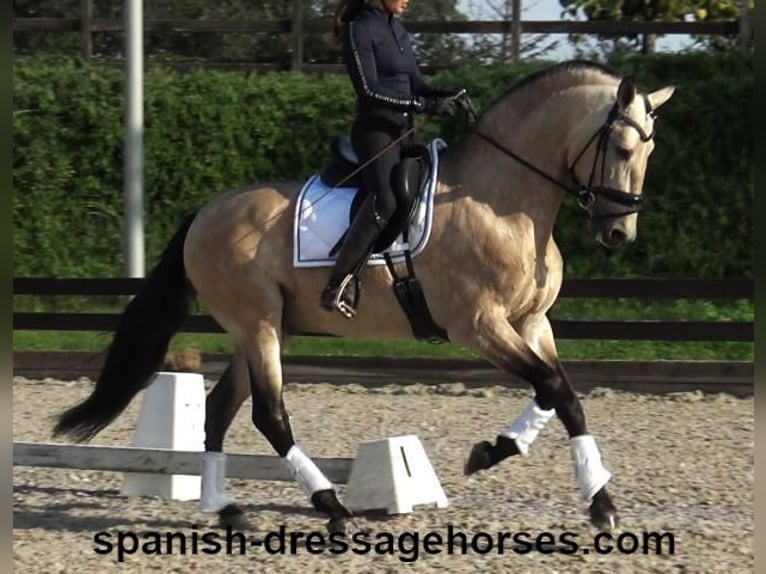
top-left (298, 0), bottom-right (470, 66)
top-left (401, 0), bottom-right (471, 66)
top-left (13, 0), bottom-right (297, 62)
top-left (460, 0), bottom-right (561, 63)
top-left (13, 0), bottom-right (472, 67)
top-left (559, 0), bottom-right (754, 54)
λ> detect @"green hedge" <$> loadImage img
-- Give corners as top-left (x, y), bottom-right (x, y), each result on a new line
top-left (13, 53), bottom-right (753, 279)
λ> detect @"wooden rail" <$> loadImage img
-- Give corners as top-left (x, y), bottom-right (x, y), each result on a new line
top-left (13, 442), bottom-right (352, 483)
top-left (13, 17), bottom-right (739, 35)
top-left (12, 277), bottom-right (754, 343)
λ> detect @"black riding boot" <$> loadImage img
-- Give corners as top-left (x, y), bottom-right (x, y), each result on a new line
top-left (320, 195), bottom-right (387, 319)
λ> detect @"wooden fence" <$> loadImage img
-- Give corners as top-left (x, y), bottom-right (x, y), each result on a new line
top-left (11, 276), bottom-right (754, 479)
top-left (12, 0), bottom-right (752, 70)
top-left (13, 277), bottom-right (754, 343)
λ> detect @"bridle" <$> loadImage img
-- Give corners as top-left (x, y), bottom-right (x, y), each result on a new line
top-left (567, 95), bottom-right (656, 218)
top-left (461, 90), bottom-right (657, 220)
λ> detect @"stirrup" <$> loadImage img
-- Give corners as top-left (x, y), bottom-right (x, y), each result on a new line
top-left (321, 274), bottom-right (359, 320)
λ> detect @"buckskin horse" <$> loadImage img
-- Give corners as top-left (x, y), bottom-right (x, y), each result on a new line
top-left (53, 61), bottom-right (674, 534)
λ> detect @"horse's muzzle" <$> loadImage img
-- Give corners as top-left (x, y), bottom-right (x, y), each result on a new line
top-left (593, 218), bottom-right (636, 248)
top-left (598, 227), bottom-right (630, 248)
top-left (587, 189), bottom-right (640, 248)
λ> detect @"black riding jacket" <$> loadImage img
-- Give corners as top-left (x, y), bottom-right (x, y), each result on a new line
top-left (342, 5), bottom-right (446, 121)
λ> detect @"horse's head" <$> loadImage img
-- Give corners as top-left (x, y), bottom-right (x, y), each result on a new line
top-left (567, 77), bottom-right (675, 248)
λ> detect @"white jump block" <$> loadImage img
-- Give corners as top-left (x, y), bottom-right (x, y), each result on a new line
top-left (122, 372), bottom-right (206, 501)
top-left (345, 435), bottom-right (448, 515)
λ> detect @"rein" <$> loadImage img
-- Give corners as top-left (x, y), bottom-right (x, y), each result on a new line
top-left (459, 92), bottom-right (656, 218)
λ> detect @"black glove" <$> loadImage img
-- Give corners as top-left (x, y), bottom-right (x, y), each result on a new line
top-left (422, 95), bottom-right (457, 117)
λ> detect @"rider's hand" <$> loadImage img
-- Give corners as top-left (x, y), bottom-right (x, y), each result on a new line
top-left (423, 96), bottom-right (458, 117)
top-left (448, 89), bottom-right (476, 116)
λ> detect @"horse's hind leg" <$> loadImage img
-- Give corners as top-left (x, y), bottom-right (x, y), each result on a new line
top-left (199, 349), bottom-right (251, 527)
top-left (239, 319), bottom-right (354, 533)
top-left (458, 308), bottom-right (618, 530)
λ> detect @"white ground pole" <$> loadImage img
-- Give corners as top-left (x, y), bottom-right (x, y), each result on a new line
top-left (124, 0), bottom-right (145, 277)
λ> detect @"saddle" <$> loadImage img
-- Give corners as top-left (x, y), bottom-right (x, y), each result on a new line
top-left (321, 136), bottom-right (433, 256)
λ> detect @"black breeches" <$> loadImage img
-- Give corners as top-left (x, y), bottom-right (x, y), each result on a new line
top-left (350, 115), bottom-right (409, 224)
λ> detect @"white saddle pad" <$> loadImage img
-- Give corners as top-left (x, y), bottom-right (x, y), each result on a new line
top-left (293, 138), bottom-right (447, 268)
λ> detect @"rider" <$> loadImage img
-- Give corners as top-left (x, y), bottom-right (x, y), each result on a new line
top-left (320, 0), bottom-right (464, 318)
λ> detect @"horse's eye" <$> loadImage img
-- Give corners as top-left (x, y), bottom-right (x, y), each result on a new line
top-left (615, 145), bottom-right (632, 160)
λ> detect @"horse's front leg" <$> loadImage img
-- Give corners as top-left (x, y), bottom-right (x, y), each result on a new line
top-left (455, 308), bottom-right (618, 530)
top-left (464, 313), bottom-right (561, 469)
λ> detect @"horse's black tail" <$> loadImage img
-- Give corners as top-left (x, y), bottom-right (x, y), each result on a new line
top-left (53, 214), bottom-right (198, 443)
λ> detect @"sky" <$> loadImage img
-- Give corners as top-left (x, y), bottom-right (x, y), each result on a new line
top-left (455, 0), bottom-right (693, 58)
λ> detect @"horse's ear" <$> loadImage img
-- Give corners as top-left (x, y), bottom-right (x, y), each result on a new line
top-left (617, 76), bottom-right (636, 109)
top-left (646, 86), bottom-right (676, 111)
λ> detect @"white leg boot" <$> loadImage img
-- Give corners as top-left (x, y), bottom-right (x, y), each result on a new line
top-left (570, 435), bottom-right (612, 501)
top-left (199, 451), bottom-right (236, 513)
top-left (499, 399), bottom-right (556, 456)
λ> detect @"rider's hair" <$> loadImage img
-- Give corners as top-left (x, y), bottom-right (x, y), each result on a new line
top-left (333, 0), bottom-right (367, 43)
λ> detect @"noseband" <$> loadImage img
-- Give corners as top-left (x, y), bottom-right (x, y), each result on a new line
top-left (567, 95), bottom-right (656, 218)
top-left (466, 92), bottom-right (656, 219)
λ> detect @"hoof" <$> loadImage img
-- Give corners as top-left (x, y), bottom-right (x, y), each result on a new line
top-left (464, 441), bottom-right (493, 475)
top-left (312, 489), bottom-right (359, 535)
top-left (327, 516), bottom-right (369, 536)
top-left (589, 488), bottom-right (619, 531)
top-left (326, 516), bottom-right (350, 535)
top-left (218, 504), bottom-right (250, 530)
